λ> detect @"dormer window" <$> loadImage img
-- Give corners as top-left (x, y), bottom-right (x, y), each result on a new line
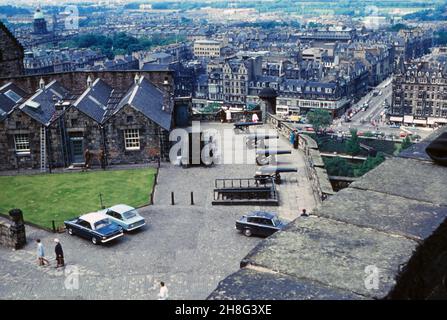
top-left (4, 90), bottom-right (22, 103)
top-left (26, 100), bottom-right (41, 109)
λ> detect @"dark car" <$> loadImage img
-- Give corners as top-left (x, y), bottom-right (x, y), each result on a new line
top-left (236, 211), bottom-right (287, 237)
top-left (64, 212), bottom-right (124, 245)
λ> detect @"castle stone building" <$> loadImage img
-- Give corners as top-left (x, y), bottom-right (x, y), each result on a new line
top-left (0, 73), bottom-right (176, 172)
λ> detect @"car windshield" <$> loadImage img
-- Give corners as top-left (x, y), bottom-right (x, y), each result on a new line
top-left (94, 219), bottom-right (111, 230)
top-left (272, 217), bottom-right (281, 227)
top-left (123, 209), bottom-right (138, 219)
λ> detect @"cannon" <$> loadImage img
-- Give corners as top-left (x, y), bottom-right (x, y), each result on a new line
top-left (254, 166), bottom-right (298, 184)
top-left (255, 149), bottom-right (292, 166)
top-left (233, 121), bottom-right (264, 133)
top-left (246, 132), bottom-right (278, 145)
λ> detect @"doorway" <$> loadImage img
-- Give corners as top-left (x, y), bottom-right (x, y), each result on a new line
top-left (70, 136), bottom-right (84, 164)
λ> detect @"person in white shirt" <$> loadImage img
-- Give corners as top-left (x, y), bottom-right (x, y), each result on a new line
top-left (225, 108), bottom-right (232, 123)
top-left (252, 113), bottom-right (259, 123)
top-left (157, 281), bottom-right (168, 300)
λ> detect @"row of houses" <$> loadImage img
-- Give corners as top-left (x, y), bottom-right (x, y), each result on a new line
top-left (0, 75), bottom-right (174, 172)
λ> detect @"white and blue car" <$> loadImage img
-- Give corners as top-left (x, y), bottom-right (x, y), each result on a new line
top-left (65, 212), bottom-right (124, 245)
top-left (100, 204), bottom-right (146, 232)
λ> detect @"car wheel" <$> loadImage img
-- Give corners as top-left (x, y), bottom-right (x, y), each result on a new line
top-left (243, 229), bottom-right (252, 237)
top-left (91, 237), bottom-right (99, 245)
top-left (68, 228), bottom-right (74, 235)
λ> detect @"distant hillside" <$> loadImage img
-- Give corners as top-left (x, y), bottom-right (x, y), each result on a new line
top-left (0, 5), bottom-right (30, 16)
top-left (404, 3), bottom-right (447, 21)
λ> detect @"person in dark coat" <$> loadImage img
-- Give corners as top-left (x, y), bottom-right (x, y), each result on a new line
top-left (293, 130), bottom-right (299, 149)
top-left (54, 239), bottom-right (65, 268)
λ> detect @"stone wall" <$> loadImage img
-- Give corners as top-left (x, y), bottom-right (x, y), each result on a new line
top-left (0, 210), bottom-right (26, 250)
top-left (0, 70), bottom-right (174, 95)
top-left (105, 105), bottom-right (167, 164)
top-left (266, 113), bottom-right (334, 202)
top-left (56, 107), bottom-right (105, 166)
top-left (0, 104), bottom-right (173, 170)
top-left (0, 218), bottom-right (15, 249)
top-left (0, 108), bottom-right (44, 171)
top-left (0, 23), bottom-right (24, 78)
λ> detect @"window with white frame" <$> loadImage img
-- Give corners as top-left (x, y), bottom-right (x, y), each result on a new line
top-left (14, 134), bottom-right (30, 153)
top-left (124, 129), bottom-right (140, 150)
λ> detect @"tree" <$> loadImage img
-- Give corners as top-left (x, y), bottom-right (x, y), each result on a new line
top-left (307, 109), bottom-right (332, 134)
top-left (394, 136), bottom-right (413, 155)
top-left (345, 129), bottom-right (361, 155)
top-left (354, 153), bottom-right (385, 177)
top-left (323, 157), bottom-right (354, 177)
top-left (401, 136), bottom-right (412, 150)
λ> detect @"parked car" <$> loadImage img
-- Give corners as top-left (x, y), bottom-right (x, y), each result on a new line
top-left (236, 211), bottom-right (287, 237)
top-left (65, 212), bottom-right (124, 245)
top-left (101, 204), bottom-right (146, 231)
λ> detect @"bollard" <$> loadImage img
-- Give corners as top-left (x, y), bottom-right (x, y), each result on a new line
top-left (191, 192), bottom-right (194, 205)
top-left (52, 220), bottom-right (56, 233)
top-left (171, 192), bottom-right (175, 205)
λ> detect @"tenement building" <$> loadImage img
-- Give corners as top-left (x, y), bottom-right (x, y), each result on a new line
top-left (0, 74), bottom-right (174, 171)
top-left (193, 39), bottom-right (222, 58)
top-left (390, 47), bottom-right (447, 127)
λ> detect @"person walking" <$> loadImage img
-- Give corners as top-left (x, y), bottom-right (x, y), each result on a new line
top-left (301, 209), bottom-right (309, 217)
top-left (289, 130), bottom-right (295, 146)
top-left (157, 282), bottom-right (169, 300)
top-left (36, 239), bottom-right (49, 266)
top-left (54, 238), bottom-right (65, 268)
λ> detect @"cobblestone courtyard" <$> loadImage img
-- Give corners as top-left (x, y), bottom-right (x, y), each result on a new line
top-left (0, 123), bottom-right (317, 299)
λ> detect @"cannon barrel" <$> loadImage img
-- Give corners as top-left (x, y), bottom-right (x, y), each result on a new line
top-left (246, 134), bottom-right (279, 140)
top-left (256, 149), bottom-right (292, 156)
top-left (234, 122), bottom-right (264, 128)
top-left (256, 166), bottom-right (298, 175)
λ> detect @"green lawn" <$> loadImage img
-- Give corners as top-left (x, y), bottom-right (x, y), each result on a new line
top-left (0, 168), bottom-right (157, 229)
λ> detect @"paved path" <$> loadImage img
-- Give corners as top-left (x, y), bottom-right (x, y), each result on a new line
top-left (155, 122), bottom-right (317, 221)
top-left (0, 122), bottom-right (317, 300)
top-left (0, 206), bottom-right (260, 300)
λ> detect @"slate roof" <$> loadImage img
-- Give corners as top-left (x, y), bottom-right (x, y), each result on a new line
top-left (114, 76), bottom-right (172, 130)
top-left (258, 87), bottom-right (278, 98)
top-left (18, 80), bottom-right (72, 126)
top-left (73, 78), bottom-right (115, 123)
top-left (141, 63), bottom-right (172, 72)
top-left (0, 83), bottom-right (27, 119)
top-left (3, 76), bottom-right (172, 130)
